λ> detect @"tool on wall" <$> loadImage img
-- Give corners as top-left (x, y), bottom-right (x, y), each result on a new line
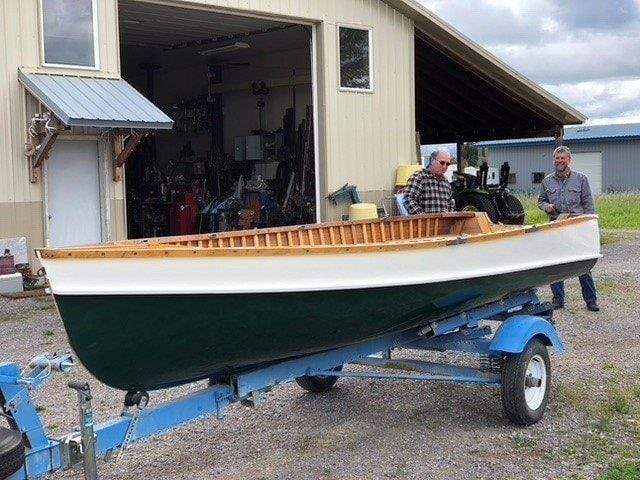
top-left (25, 112), bottom-right (66, 183)
top-left (251, 81), bottom-right (270, 133)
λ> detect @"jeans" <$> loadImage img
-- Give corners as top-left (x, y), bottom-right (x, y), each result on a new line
top-left (550, 272), bottom-right (597, 305)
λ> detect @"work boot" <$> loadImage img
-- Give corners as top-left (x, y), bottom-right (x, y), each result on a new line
top-left (552, 297), bottom-right (564, 309)
top-left (586, 302), bottom-right (600, 312)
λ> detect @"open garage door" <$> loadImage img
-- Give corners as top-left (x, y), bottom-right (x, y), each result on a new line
top-left (118, 0), bottom-right (317, 239)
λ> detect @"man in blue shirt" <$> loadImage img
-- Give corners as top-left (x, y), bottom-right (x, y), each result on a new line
top-left (538, 145), bottom-right (599, 312)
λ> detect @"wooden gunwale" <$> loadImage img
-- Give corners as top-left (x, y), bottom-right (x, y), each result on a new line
top-left (37, 214), bottom-right (598, 260)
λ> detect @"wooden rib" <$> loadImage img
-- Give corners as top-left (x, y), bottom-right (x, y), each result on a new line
top-left (350, 224), bottom-right (358, 244)
top-left (319, 228), bottom-right (326, 245)
top-left (329, 226), bottom-right (337, 245)
top-left (339, 225), bottom-right (346, 244)
top-left (308, 229), bottom-right (315, 246)
top-left (452, 219), bottom-right (466, 235)
top-left (380, 222), bottom-right (387, 242)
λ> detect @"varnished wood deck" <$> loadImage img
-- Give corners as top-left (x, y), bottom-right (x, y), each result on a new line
top-left (37, 213), bottom-right (597, 259)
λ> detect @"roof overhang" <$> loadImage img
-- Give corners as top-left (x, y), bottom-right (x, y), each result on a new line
top-left (18, 69), bottom-right (174, 130)
top-left (382, 0), bottom-right (587, 144)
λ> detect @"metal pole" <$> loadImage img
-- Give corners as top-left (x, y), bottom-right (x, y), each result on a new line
top-left (555, 126), bottom-right (565, 147)
top-left (69, 381), bottom-right (98, 480)
top-left (456, 141), bottom-right (466, 172)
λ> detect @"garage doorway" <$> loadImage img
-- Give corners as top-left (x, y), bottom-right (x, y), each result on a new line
top-left (118, 1), bottom-right (317, 239)
top-left (46, 140), bottom-right (103, 247)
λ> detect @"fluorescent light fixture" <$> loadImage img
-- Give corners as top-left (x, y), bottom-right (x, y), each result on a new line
top-left (198, 42), bottom-right (250, 56)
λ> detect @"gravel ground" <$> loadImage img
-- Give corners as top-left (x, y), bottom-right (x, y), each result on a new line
top-left (2, 233), bottom-right (640, 480)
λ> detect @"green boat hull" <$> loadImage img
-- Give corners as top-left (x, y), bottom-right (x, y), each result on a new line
top-left (54, 259), bottom-right (595, 391)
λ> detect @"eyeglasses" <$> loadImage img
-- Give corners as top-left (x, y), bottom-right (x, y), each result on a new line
top-left (439, 161), bottom-right (451, 166)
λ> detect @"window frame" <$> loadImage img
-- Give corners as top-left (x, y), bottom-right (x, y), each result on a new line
top-left (337, 24), bottom-right (374, 93)
top-left (40, 0), bottom-right (101, 71)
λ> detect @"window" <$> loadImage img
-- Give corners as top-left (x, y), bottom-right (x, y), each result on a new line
top-left (41, 0), bottom-right (99, 69)
top-left (508, 173), bottom-right (517, 185)
top-left (532, 172), bottom-right (545, 184)
top-left (339, 26), bottom-right (372, 91)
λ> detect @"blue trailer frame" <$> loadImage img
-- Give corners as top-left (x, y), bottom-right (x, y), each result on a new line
top-left (1, 290), bottom-right (563, 480)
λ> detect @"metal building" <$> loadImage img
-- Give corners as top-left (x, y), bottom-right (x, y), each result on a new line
top-left (479, 123), bottom-right (640, 195)
top-left (0, 0), bottom-right (584, 264)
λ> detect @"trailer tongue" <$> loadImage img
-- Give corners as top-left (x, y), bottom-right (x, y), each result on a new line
top-left (2, 291), bottom-right (563, 480)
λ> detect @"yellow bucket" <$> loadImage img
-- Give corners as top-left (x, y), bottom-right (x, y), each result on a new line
top-left (395, 165), bottom-right (423, 187)
top-left (349, 203), bottom-right (378, 221)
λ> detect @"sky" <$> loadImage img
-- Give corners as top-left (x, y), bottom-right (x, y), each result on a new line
top-left (419, 0), bottom-right (640, 125)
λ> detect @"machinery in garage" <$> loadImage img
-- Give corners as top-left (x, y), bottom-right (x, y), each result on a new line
top-left (118, 0), bottom-right (317, 239)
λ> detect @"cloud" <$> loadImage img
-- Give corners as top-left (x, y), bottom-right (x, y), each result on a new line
top-left (421, 0), bottom-right (551, 46)
top-left (491, 34), bottom-right (640, 84)
top-left (556, 0), bottom-right (640, 30)
top-left (546, 79), bottom-right (640, 123)
top-left (418, 0), bottom-right (640, 123)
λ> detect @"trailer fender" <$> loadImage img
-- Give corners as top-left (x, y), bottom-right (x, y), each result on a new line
top-left (490, 315), bottom-right (565, 355)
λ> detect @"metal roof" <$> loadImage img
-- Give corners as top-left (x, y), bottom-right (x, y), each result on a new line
top-left (18, 70), bottom-right (174, 129)
top-left (478, 123), bottom-right (640, 148)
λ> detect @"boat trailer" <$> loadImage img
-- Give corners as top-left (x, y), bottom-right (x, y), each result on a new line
top-left (0, 290), bottom-right (563, 479)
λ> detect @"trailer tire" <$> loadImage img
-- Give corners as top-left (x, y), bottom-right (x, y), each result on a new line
top-left (296, 366), bottom-right (342, 393)
top-left (457, 193), bottom-right (499, 223)
top-left (503, 193), bottom-right (525, 225)
top-left (0, 427), bottom-right (25, 479)
top-left (501, 338), bottom-right (551, 426)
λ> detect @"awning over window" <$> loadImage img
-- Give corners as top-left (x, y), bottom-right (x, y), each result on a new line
top-left (18, 70), bottom-right (173, 130)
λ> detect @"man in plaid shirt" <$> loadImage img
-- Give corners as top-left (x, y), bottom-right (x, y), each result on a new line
top-left (404, 150), bottom-right (455, 214)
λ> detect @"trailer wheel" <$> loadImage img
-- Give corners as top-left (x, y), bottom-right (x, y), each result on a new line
top-left (0, 427), bottom-right (25, 479)
top-left (501, 338), bottom-right (551, 426)
top-left (296, 366), bottom-right (342, 393)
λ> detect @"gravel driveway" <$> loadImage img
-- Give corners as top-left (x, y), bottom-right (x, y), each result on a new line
top-left (1, 233), bottom-right (639, 480)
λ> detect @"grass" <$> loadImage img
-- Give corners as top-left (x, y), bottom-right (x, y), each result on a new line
top-left (518, 193), bottom-right (640, 230)
top-left (549, 367), bottom-right (640, 478)
top-left (602, 460), bottom-right (640, 480)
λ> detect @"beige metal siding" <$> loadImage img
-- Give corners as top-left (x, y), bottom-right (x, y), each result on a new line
top-left (1, 0), bottom-right (415, 251)
top-left (0, 0), bottom-right (123, 256)
top-left (0, 0), bottom-right (44, 253)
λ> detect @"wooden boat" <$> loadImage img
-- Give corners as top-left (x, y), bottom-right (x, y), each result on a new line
top-left (37, 212), bottom-right (600, 392)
